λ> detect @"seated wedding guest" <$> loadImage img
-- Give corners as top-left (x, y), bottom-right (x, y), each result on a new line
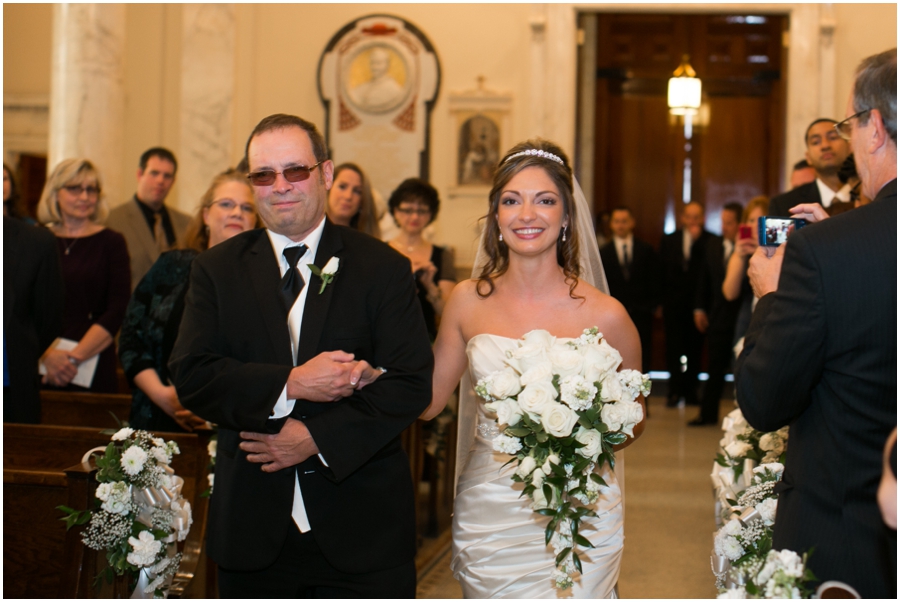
top-left (119, 169), bottom-right (259, 432)
top-left (37, 158), bottom-right (131, 393)
top-left (4, 216), bottom-right (65, 423)
top-left (789, 159), bottom-right (816, 190)
top-left (736, 48), bottom-right (896, 598)
top-left (326, 163), bottom-right (382, 239)
top-left (4, 163), bottom-right (34, 223)
top-left (387, 178), bottom-right (455, 340)
top-left (600, 206), bottom-right (661, 373)
top-left (689, 202), bottom-right (743, 426)
top-left (722, 197), bottom-right (768, 344)
top-left (107, 147), bottom-right (191, 290)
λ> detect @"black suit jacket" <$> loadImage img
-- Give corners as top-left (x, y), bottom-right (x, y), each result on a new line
top-left (735, 180), bottom-right (897, 598)
top-left (769, 181), bottom-right (822, 217)
top-left (694, 235), bottom-right (741, 334)
top-left (659, 229), bottom-right (713, 311)
top-left (600, 237), bottom-right (661, 315)
top-left (3, 218), bottom-right (64, 423)
top-left (169, 220), bottom-right (433, 574)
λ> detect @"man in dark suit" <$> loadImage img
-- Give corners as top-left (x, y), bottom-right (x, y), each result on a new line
top-left (4, 218), bottom-right (65, 423)
top-left (735, 49), bottom-right (897, 598)
top-left (689, 202), bottom-right (743, 426)
top-left (659, 201), bottom-right (712, 407)
top-left (169, 114), bottom-right (432, 598)
top-left (769, 119), bottom-right (851, 216)
top-left (600, 206), bottom-right (661, 373)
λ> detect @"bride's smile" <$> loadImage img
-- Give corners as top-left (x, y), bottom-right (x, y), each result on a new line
top-left (498, 166), bottom-right (568, 253)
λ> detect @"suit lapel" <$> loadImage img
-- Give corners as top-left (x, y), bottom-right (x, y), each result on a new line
top-left (246, 231), bottom-right (294, 365)
top-left (296, 220), bottom-right (344, 366)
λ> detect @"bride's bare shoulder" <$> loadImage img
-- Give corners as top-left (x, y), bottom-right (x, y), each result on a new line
top-left (573, 280), bottom-right (631, 324)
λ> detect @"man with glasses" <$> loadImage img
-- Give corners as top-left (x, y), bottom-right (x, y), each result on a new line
top-left (107, 147), bottom-right (191, 289)
top-left (169, 114), bottom-right (432, 598)
top-left (736, 48), bottom-right (896, 598)
top-left (768, 119), bottom-right (852, 217)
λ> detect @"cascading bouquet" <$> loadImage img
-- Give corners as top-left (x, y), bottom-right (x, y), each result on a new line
top-left (59, 428), bottom-right (193, 599)
top-left (717, 549), bottom-right (815, 599)
top-left (475, 327), bottom-right (649, 590)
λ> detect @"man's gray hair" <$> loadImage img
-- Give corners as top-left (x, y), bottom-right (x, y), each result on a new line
top-left (854, 48), bottom-right (897, 143)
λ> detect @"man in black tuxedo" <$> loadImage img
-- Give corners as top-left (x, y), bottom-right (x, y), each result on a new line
top-left (600, 207), bottom-right (661, 373)
top-left (689, 202), bottom-right (743, 426)
top-left (3, 218), bottom-right (65, 423)
top-left (660, 201), bottom-right (712, 407)
top-left (736, 49), bottom-right (897, 598)
top-left (169, 114), bottom-right (432, 598)
top-left (769, 119), bottom-right (852, 216)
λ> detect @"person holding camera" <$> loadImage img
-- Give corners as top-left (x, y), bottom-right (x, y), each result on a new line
top-left (735, 49), bottom-right (897, 598)
top-left (387, 178), bottom-right (456, 340)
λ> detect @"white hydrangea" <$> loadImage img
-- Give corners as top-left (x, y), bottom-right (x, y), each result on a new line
top-left (121, 445), bottom-right (149, 476)
top-left (617, 369), bottom-right (647, 402)
top-left (492, 434), bottom-right (522, 455)
top-left (95, 482), bottom-right (112, 502)
top-left (151, 446), bottom-right (170, 465)
top-left (559, 374), bottom-right (597, 411)
top-left (101, 481), bottom-right (131, 515)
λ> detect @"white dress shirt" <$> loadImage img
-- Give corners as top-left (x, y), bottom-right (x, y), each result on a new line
top-left (815, 178), bottom-right (851, 208)
top-left (682, 229), bottom-right (695, 264)
top-left (266, 216), bottom-right (326, 532)
top-left (613, 234), bottom-right (633, 267)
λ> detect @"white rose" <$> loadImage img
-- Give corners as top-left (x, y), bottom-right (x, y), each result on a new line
top-left (756, 497), bottom-right (778, 525)
top-left (531, 483), bottom-right (558, 510)
top-left (541, 403), bottom-right (579, 438)
top-left (507, 343), bottom-right (550, 374)
top-left (322, 256), bottom-right (340, 275)
top-left (542, 454), bottom-right (560, 475)
top-left (207, 439), bottom-right (217, 458)
top-left (532, 468), bottom-right (546, 488)
top-left (717, 588), bottom-right (748, 599)
top-left (486, 398), bottom-right (523, 427)
top-left (111, 427), bottom-right (134, 441)
top-left (600, 401), bottom-right (629, 432)
top-left (519, 361), bottom-right (554, 386)
top-left (582, 341), bottom-right (622, 383)
top-left (517, 382), bottom-right (557, 415)
top-left (488, 368), bottom-right (522, 399)
top-left (208, 473), bottom-right (215, 489)
top-left (724, 441), bottom-right (753, 459)
top-left (617, 401), bottom-right (644, 437)
top-left (599, 373), bottom-right (624, 402)
top-left (548, 344), bottom-right (584, 377)
top-left (521, 329), bottom-right (555, 349)
top-left (121, 445), bottom-right (148, 476)
top-left (516, 456), bottom-right (537, 479)
top-left (575, 427), bottom-right (603, 461)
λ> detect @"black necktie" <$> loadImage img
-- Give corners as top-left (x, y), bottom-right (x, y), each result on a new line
top-left (280, 245), bottom-right (307, 314)
top-left (622, 244), bottom-right (631, 281)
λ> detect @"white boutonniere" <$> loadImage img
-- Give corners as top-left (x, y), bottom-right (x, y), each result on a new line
top-left (308, 256), bottom-right (340, 294)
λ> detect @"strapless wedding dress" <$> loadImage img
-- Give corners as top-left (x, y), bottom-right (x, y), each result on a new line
top-left (451, 334), bottom-right (624, 599)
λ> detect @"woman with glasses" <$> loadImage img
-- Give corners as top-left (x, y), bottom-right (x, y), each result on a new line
top-left (326, 163), bottom-right (382, 239)
top-left (37, 158), bottom-right (131, 393)
top-left (119, 169), bottom-right (260, 432)
top-left (387, 178), bottom-right (456, 340)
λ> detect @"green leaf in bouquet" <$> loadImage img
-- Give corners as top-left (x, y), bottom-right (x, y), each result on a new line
top-left (745, 581), bottom-right (760, 596)
top-left (536, 508), bottom-right (556, 517)
top-left (572, 551), bottom-right (583, 574)
top-left (505, 427), bottom-right (531, 437)
top-left (571, 439), bottom-right (586, 449)
top-left (501, 457), bottom-right (518, 469)
top-left (535, 432), bottom-right (549, 443)
top-left (590, 473), bottom-right (607, 486)
top-left (524, 435), bottom-right (537, 447)
top-left (715, 453), bottom-right (729, 467)
top-left (577, 415), bottom-right (593, 429)
top-left (550, 462), bottom-right (568, 478)
top-left (543, 483), bottom-right (553, 504)
top-left (573, 457), bottom-right (590, 474)
top-left (545, 522), bottom-right (556, 545)
top-left (604, 432), bottom-right (627, 446)
top-left (573, 533), bottom-right (594, 548)
top-left (746, 449), bottom-right (761, 461)
top-left (597, 421), bottom-right (609, 433)
top-left (555, 547), bottom-right (572, 566)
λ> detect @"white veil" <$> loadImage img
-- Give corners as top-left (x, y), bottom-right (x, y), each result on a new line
top-left (456, 174), bottom-right (626, 497)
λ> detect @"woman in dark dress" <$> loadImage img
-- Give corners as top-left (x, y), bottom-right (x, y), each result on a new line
top-left (387, 178), bottom-right (456, 340)
top-left (118, 169), bottom-right (259, 432)
top-left (37, 158), bottom-right (131, 393)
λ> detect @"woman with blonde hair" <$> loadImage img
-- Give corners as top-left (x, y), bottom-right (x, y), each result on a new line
top-left (38, 158), bottom-right (131, 392)
top-left (119, 168), bottom-right (260, 432)
top-left (326, 162), bottom-right (382, 239)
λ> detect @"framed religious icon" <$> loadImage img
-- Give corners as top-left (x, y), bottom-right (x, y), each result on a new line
top-left (448, 78), bottom-right (513, 193)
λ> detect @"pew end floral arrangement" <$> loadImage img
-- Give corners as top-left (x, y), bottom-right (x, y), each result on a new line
top-left (476, 327), bottom-right (649, 590)
top-left (58, 428), bottom-right (192, 598)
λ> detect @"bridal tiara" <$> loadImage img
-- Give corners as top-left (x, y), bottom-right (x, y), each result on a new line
top-left (502, 149), bottom-right (564, 165)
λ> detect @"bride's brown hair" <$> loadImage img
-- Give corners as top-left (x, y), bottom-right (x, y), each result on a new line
top-left (476, 139), bottom-right (581, 298)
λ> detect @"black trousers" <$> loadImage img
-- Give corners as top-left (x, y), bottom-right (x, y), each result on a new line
top-left (218, 525), bottom-right (417, 599)
top-left (663, 306), bottom-right (704, 403)
top-left (698, 328), bottom-right (735, 422)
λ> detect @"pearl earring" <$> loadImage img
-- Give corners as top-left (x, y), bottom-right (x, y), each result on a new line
top-left (562, 225), bottom-right (567, 242)
top-left (499, 232), bottom-right (504, 242)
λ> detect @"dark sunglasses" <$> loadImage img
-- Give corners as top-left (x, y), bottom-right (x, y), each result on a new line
top-left (246, 162), bottom-right (322, 187)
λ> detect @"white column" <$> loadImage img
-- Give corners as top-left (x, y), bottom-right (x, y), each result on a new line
top-left (529, 7), bottom-right (548, 141)
top-left (179, 4), bottom-right (236, 212)
top-left (49, 3), bottom-right (126, 206)
top-left (818, 4), bottom-right (837, 120)
top-left (784, 4), bottom-right (822, 178)
top-left (544, 4), bottom-right (578, 157)
top-left (576, 13), bottom-right (598, 202)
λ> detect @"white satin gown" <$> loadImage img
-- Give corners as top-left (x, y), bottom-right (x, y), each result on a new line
top-left (451, 334), bottom-right (624, 598)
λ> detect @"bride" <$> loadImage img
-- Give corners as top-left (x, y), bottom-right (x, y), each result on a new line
top-left (421, 140), bottom-right (646, 598)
